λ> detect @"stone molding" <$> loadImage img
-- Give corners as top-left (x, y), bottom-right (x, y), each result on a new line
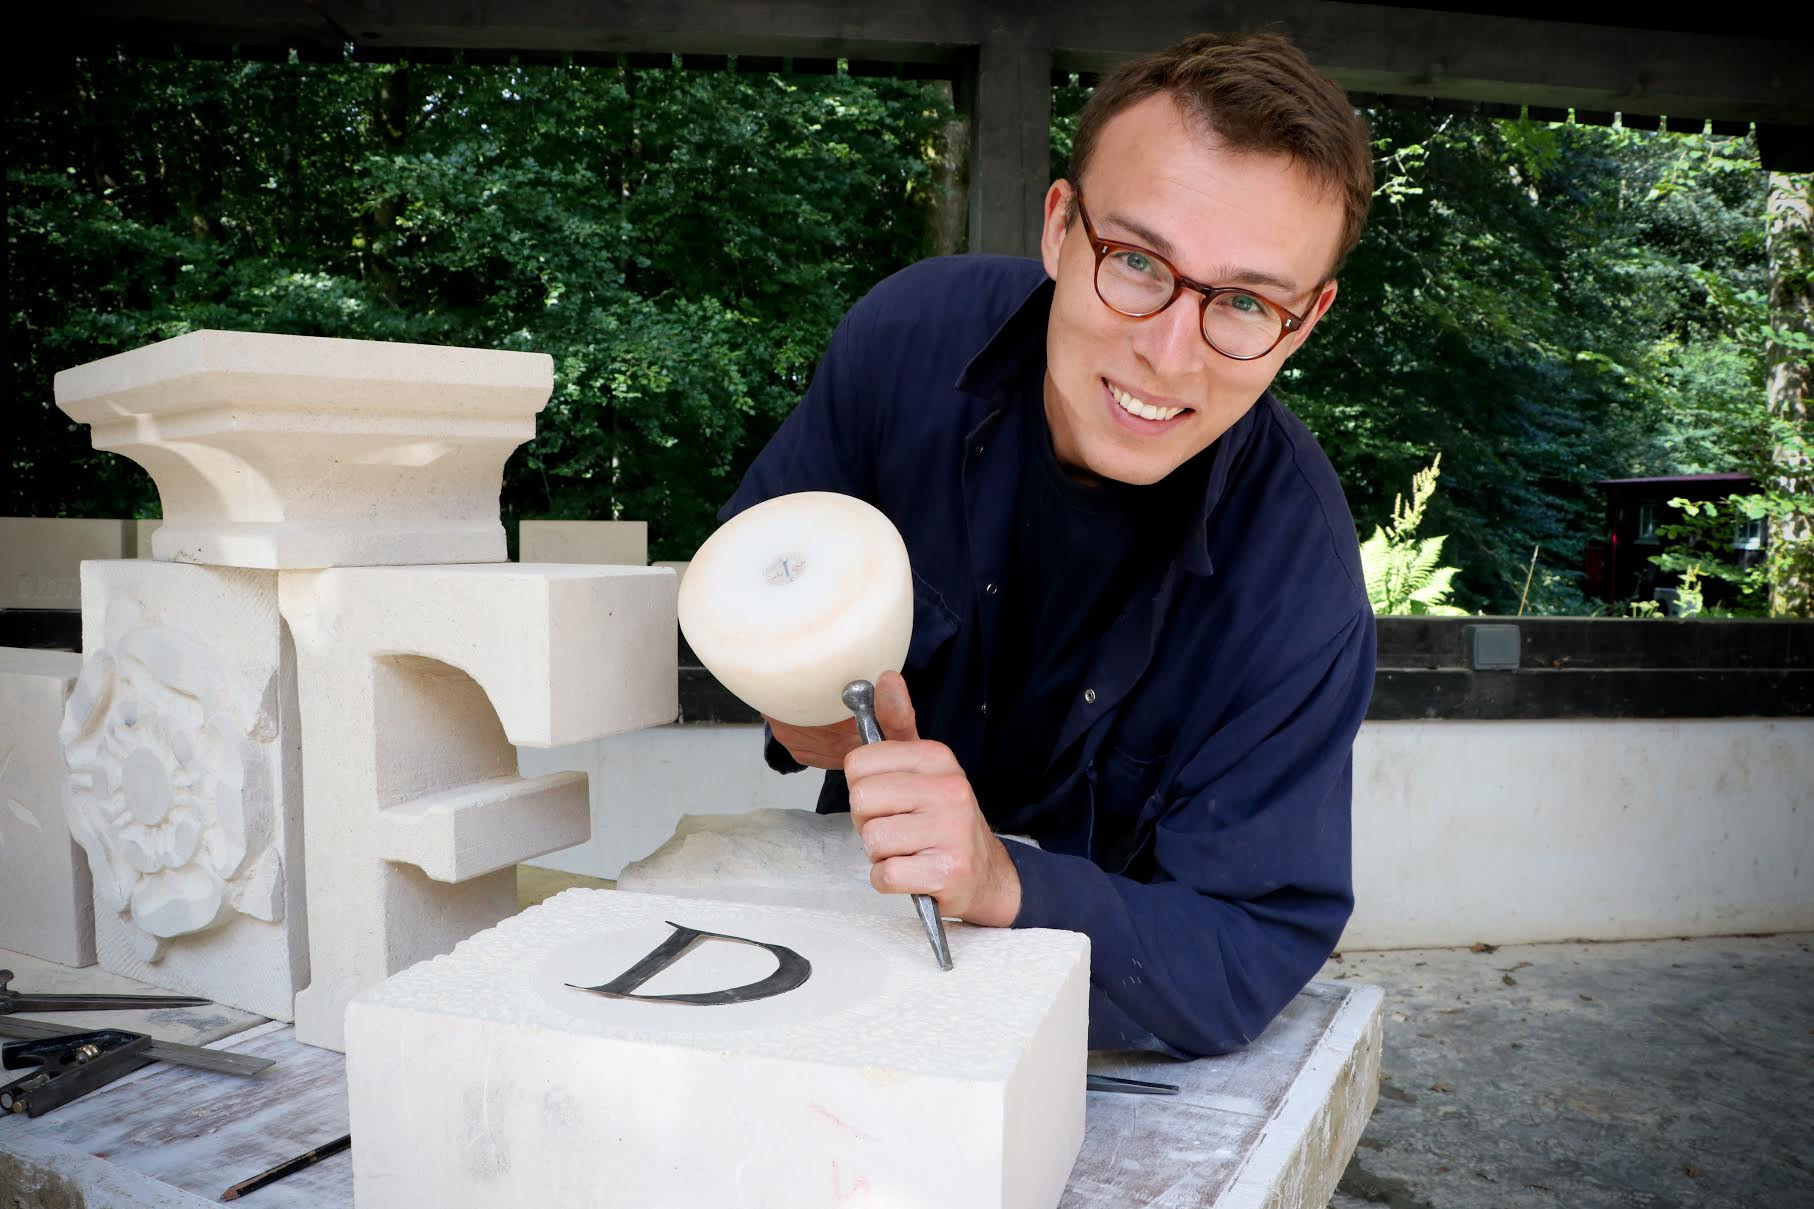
top-left (53, 330), bottom-right (553, 570)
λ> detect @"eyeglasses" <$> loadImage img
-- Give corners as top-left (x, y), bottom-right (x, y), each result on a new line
top-left (1073, 189), bottom-right (1308, 362)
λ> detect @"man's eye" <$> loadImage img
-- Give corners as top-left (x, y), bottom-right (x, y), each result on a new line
top-left (1229, 293), bottom-right (1264, 313)
top-left (1119, 251), bottom-right (1155, 275)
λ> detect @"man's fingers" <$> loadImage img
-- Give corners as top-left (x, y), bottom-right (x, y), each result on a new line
top-left (844, 738), bottom-right (959, 786)
top-left (845, 766), bottom-right (969, 822)
top-left (857, 811), bottom-right (941, 862)
top-left (873, 670), bottom-right (918, 742)
top-left (869, 850), bottom-right (958, 899)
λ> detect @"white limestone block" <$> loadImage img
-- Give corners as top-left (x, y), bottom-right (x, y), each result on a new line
top-left (651, 558), bottom-right (690, 589)
top-left (1, 518), bottom-right (153, 610)
top-left (0, 648), bottom-right (94, 965)
top-left (680, 492), bottom-right (913, 726)
top-left (347, 889), bottom-right (1089, 1209)
top-left (618, 807), bottom-right (917, 919)
top-left (518, 519), bottom-right (648, 566)
top-left (52, 330), bottom-right (553, 570)
top-left (281, 563), bottom-right (678, 1051)
top-left (58, 561), bottom-right (304, 1019)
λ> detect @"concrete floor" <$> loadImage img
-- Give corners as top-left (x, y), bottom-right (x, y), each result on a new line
top-left (1321, 934), bottom-right (1814, 1209)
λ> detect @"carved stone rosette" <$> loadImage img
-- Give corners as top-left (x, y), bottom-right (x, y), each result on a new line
top-left (60, 595), bottom-right (283, 962)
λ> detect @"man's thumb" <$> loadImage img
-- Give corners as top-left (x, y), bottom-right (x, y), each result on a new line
top-left (874, 670), bottom-right (919, 741)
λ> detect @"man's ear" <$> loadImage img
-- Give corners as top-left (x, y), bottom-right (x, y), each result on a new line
top-left (1039, 180), bottom-right (1074, 281)
top-left (1282, 278), bottom-right (1340, 357)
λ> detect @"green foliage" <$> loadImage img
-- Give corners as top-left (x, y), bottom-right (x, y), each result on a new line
top-left (1358, 455), bottom-right (1469, 615)
top-left (1284, 111), bottom-right (1772, 614)
top-left (1653, 419), bottom-right (1814, 614)
top-left (9, 61), bottom-right (1791, 605)
top-left (7, 54), bottom-right (951, 556)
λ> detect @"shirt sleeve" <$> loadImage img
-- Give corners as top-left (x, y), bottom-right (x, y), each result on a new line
top-left (1006, 603), bottom-right (1374, 1057)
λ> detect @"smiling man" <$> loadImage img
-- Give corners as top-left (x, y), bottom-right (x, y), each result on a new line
top-left (722, 33), bottom-right (1376, 1056)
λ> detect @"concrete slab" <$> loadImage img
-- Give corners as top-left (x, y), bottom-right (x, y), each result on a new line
top-left (1323, 934), bottom-right (1814, 1209)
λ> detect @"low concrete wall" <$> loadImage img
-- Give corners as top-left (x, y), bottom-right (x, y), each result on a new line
top-left (528, 717), bottom-right (1814, 950)
top-left (1343, 718), bottom-right (1814, 949)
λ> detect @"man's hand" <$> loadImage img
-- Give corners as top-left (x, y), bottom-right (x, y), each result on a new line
top-left (764, 714), bottom-right (861, 770)
top-left (844, 671), bottom-right (1021, 927)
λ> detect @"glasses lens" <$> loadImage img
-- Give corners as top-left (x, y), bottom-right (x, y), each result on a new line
top-left (1095, 248), bottom-right (1176, 316)
top-left (1203, 291), bottom-right (1284, 359)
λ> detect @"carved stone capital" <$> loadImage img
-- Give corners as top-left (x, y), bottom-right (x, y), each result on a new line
top-left (53, 330), bottom-right (553, 570)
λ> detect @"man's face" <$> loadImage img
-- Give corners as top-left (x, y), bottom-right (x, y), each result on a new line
top-left (1039, 93), bottom-right (1346, 485)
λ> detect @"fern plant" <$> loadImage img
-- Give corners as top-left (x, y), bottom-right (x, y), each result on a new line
top-left (1359, 454), bottom-right (1469, 615)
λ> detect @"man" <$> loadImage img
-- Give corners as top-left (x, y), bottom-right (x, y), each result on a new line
top-left (722, 33), bottom-right (1376, 1057)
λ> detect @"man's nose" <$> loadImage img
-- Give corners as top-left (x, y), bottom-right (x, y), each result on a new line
top-left (1131, 295), bottom-right (1208, 371)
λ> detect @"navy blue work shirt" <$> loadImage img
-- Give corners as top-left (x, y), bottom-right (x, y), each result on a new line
top-left (723, 255), bottom-right (1375, 1057)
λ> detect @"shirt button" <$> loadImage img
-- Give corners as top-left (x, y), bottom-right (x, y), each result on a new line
top-left (985, 582), bottom-right (999, 596)
top-left (973, 443), bottom-right (985, 455)
top-left (1083, 688), bottom-right (1097, 704)
top-left (980, 702), bottom-right (988, 715)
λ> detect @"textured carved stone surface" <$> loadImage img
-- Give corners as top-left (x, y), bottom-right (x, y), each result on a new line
top-left (348, 888), bottom-right (1089, 1209)
top-left (282, 563), bottom-right (678, 1051)
top-left (0, 647), bottom-right (94, 965)
top-left (59, 560), bottom-right (304, 1019)
top-left (53, 330), bottom-right (553, 570)
top-left (617, 807), bottom-right (918, 919)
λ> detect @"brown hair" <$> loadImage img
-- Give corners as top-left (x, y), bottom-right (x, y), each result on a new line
top-left (1067, 33), bottom-right (1374, 274)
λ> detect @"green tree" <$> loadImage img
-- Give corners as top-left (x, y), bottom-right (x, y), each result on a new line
top-left (7, 54), bottom-right (951, 557)
top-left (1286, 111), bottom-right (1772, 615)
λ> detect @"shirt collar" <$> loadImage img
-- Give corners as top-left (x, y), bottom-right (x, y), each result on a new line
top-left (953, 262), bottom-right (1271, 578)
top-left (956, 273), bottom-right (1053, 404)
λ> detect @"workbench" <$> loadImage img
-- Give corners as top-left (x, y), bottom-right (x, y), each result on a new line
top-left (0, 948), bottom-right (1380, 1208)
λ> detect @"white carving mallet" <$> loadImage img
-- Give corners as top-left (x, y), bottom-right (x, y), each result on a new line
top-left (679, 491), bottom-right (955, 970)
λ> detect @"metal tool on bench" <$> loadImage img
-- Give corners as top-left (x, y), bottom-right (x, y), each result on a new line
top-left (2, 1029), bottom-right (155, 1117)
top-left (0, 1016), bottom-right (274, 1076)
top-left (0, 967), bottom-right (210, 1015)
top-left (844, 678), bottom-right (955, 972)
top-left (1085, 1072), bottom-right (1180, 1095)
top-left (0, 968), bottom-right (274, 1082)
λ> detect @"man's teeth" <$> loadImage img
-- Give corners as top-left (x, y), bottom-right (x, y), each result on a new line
top-left (1110, 384), bottom-right (1185, 422)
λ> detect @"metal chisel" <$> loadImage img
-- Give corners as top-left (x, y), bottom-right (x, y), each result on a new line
top-left (843, 678), bottom-right (956, 971)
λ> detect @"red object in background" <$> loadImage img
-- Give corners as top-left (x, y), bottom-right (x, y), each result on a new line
top-left (1589, 474), bottom-right (1754, 609)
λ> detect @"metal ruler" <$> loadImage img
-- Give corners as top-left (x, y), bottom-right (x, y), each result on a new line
top-left (0, 1017), bottom-right (274, 1077)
